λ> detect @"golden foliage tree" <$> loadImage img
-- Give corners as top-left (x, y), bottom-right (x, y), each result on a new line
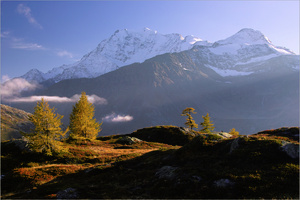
top-left (69, 92), bottom-right (102, 140)
top-left (24, 98), bottom-right (66, 156)
top-left (229, 128), bottom-right (239, 136)
top-left (200, 113), bottom-right (215, 133)
top-left (181, 107), bottom-right (198, 130)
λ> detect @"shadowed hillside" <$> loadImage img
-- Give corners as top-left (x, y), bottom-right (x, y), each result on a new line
top-left (7, 52), bottom-right (299, 136)
top-left (1, 104), bottom-right (33, 141)
top-left (1, 126), bottom-right (298, 199)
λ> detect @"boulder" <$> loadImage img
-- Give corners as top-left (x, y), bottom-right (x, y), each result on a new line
top-left (190, 175), bottom-right (202, 182)
top-left (116, 136), bottom-right (142, 145)
top-left (214, 179), bottom-right (234, 188)
top-left (281, 141), bottom-right (299, 159)
top-left (155, 166), bottom-right (178, 180)
top-left (229, 136), bottom-right (245, 154)
top-left (216, 132), bottom-right (232, 139)
top-left (179, 127), bottom-right (190, 134)
top-left (56, 188), bottom-right (79, 199)
top-left (8, 137), bottom-right (31, 152)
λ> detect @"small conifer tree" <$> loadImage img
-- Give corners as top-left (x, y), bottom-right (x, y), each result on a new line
top-left (200, 113), bottom-right (215, 133)
top-left (229, 128), bottom-right (239, 136)
top-left (181, 107), bottom-right (198, 130)
top-left (24, 98), bottom-right (66, 156)
top-left (69, 92), bottom-right (102, 140)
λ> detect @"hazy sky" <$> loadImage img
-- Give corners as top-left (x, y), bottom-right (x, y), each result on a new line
top-left (1, 1), bottom-right (299, 79)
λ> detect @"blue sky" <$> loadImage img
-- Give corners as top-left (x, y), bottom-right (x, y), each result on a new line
top-left (1, 1), bottom-right (299, 80)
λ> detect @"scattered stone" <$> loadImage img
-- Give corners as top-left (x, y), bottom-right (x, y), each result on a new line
top-left (84, 168), bottom-right (94, 173)
top-left (214, 179), bottom-right (234, 188)
top-left (155, 166), bottom-right (178, 180)
top-left (179, 127), bottom-right (190, 133)
top-left (281, 141), bottom-right (299, 159)
top-left (229, 136), bottom-right (244, 154)
top-left (216, 132), bottom-right (232, 139)
top-left (8, 137), bottom-right (31, 152)
top-left (130, 185), bottom-right (142, 193)
top-left (116, 136), bottom-right (142, 145)
top-left (56, 188), bottom-right (79, 199)
top-left (190, 175), bottom-right (202, 182)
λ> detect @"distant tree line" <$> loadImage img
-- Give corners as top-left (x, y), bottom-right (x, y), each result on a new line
top-left (181, 107), bottom-right (239, 135)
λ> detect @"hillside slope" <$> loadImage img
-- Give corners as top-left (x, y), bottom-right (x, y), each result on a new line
top-left (31, 51), bottom-right (299, 135)
top-left (1, 126), bottom-right (299, 199)
top-left (1, 104), bottom-right (33, 141)
top-left (4, 28), bottom-right (299, 136)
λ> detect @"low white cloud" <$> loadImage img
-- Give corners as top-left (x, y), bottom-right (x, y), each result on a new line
top-left (10, 95), bottom-right (75, 103)
top-left (67, 94), bottom-right (108, 105)
top-left (57, 50), bottom-right (74, 59)
top-left (1, 77), bottom-right (107, 105)
top-left (1, 32), bottom-right (45, 51)
top-left (11, 41), bottom-right (45, 50)
top-left (17, 4), bottom-right (43, 29)
top-left (87, 94), bottom-right (108, 105)
top-left (1, 85), bottom-right (107, 105)
top-left (1, 75), bottom-right (11, 84)
top-left (1, 78), bottom-right (40, 100)
top-left (102, 113), bottom-right (133, 123)
top-left (1, 31), bottom-right (10, 38)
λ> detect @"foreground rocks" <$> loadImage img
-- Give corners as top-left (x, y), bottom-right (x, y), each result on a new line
top-left (56, 188), bottom-right (79, 199)
top-left (116, 136), bottom-right (142, 145)
top-left (281, 141), bottom-right (299, 159)
top-left (155, 166), bottom-right (178, 180)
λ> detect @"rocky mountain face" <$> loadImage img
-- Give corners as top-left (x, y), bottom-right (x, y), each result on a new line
top-left (12, 52), bottom-right (298, 135)
top-left (20, 28), bottom-right (295, 84)
top-left (6, 28), bottom-right (299, 135)
top-left (21, 28), bottom-right (210, 83)
top-left (1, 104), bottom-right (33, 141)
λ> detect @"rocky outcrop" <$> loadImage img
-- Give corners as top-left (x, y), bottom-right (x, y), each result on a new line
top-left (56, 188), bottom-right (79, 199)
top-left (216, 132), bottom-right (233, 139)
top-left (214, 179), bottom-right (235, 188)
top-left (8, 137), bottom-right (31, 152)
top-left (116, 136), bottom-right (142, 145)
top-left (155, 166), bottom-right (178, 180)
top-left (281, 141), bottom-right (299, 159)
top-left (229, 137), bottom-right (244, 154)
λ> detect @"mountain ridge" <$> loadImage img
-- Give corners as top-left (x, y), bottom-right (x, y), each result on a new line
top-left (3, 28), bottom-right (298, 135)
top-left (20, 28), bottom-right (210, 83)
top-left (29, 49), bottom-right (298, 135)
top-left (19, 28), bottom-right (296, 84)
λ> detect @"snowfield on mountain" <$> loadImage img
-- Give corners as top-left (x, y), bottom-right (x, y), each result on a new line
top-left (20, 28), bottom-right (297, 84)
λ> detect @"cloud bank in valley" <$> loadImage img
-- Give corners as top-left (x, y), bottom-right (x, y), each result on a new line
top-left (102, 113), bottom-right (133, 123)
top-left (1, 75), bottom-right (12, 83)
top-left (8, 94), bottom-right (107, 105)
top-left (1, 78), bottom-right (41, 99)
top-left (1, 78), bottom-right (107, 105)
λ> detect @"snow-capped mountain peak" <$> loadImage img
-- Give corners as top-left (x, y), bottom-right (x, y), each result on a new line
top-left (20, 28), bottom-right (208, 83)
top-left (21, 68), bottom-right (45, 82)
top-left (19, 28), bottom-right (296, 83)
top-left (90, 28), bottom-right (208, 67)
top-left (184, 35), bottom-right (203, 44)
top-left (209, 28), bottom-right (295, 56)
top-left (217, 28), bottom-right (272, 45)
